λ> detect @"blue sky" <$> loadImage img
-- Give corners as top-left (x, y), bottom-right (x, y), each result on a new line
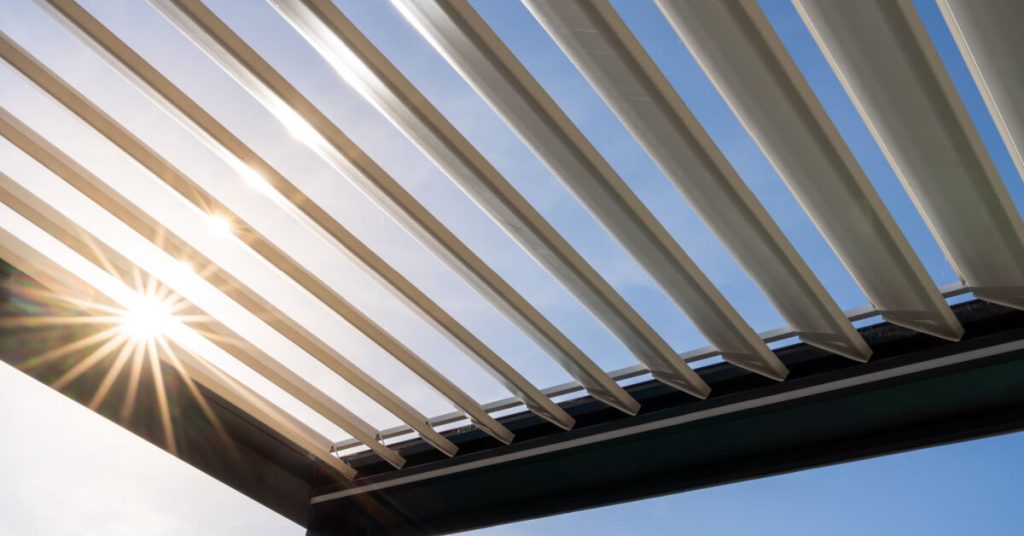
top-left (0, 0), bottom-right (1021, 533)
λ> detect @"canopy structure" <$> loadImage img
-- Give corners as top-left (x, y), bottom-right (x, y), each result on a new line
top-left (1, 0), bottom-right (1022, 534)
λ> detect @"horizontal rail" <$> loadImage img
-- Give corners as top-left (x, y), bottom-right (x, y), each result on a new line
top-left (333, 282), bottom-right (969, 452)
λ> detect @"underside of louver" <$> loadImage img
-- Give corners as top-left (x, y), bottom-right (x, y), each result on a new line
top-left (1, 0), bottom-right (1023, 534)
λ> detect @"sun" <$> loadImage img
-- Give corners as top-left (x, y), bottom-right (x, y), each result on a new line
top-left (119, 294), bottom-right (175, 341)
top-left (206, 213), bottom-right (234, 236)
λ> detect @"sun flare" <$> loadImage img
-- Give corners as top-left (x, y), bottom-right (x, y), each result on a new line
top-left (118, 294), bottom-right (175, 341)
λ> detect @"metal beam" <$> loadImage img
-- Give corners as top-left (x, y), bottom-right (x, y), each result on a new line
top-left (0, 32), bottom-right (513, 446)
top-left (0, 172), bottom-right (405, 469)
top-left (335, 281), bottom-right (969, 451)
top-left (937, 0), bottom-right (1024, 183)
top-left (147, 0), bottom-right (643, 414)
top-left (36, 0), bottom-right (573, 432)
top-left (526, 0), bottom-right (870, 361)
top-left (309, 298), bottom-right (1024, 534)
top-left (0, 104), bottom-right (458, 456)
top-left (794, 0), bottom-right (1024, 310)
top-left (0, 225), bottom-right (357, 478)
top-left (655, 0), bottom-right (963, 341)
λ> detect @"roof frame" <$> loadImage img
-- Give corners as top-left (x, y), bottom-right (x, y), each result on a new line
top-left (0, 0), bottom-right (1018, 516)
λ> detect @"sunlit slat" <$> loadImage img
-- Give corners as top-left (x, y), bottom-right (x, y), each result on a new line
top-left (655, 0), bottom-right (962, 341)
top-left (147, 0), bottom-right (648, 411)
top-left (0, 33), bottom-right (513, 446)
top-left (526, 0), bottom-right (870, 361)
top-left (795, 0), bottom-right (1024, 309)
top-left (0, 226), bottom-right (356, 478)
top-left (0, 104), bottom-right (458, 456)
top-left (37, 0), bottom-right (572, 431)
top-left (391, 0), bottom-right (786, 381)
top-left (269, 0), bottom-right (689, 403)
top-left (0, 172), bottom-right (406, 468)
top-left (937, 0), bottom-right (1024, 183)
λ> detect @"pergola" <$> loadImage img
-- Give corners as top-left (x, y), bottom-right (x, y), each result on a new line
top-left (1, 0), bottom-right (1023, 533)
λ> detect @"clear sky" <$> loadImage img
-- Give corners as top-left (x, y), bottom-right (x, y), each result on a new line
top-left (0, 0), bottom-right (1021, 534)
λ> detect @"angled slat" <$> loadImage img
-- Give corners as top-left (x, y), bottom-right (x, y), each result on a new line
top-left (654, 0), bottom-right (962, 341)
top-left (391, 0), bottom-right (787, 380)
top-left (0, 33), bottom-right (513, 446)
top-left (0, 106), bottom-right (459, 457)
top-left (0, 172), bottom-right (406, 468)
top-left (0, 226), bottom-right (356, 478)
top-left (147, 0), bottom-right (645, 411)
top-left (526, 0), bottom-right (871, 360)
top-left (37, 0), bottom-right (573, 431)
top-left (795, 0), bottom-right (1024, 309)
top-left (937, 0), bottom-right (1024, 184)
top-left (267, 1), bottom-right (710, 398)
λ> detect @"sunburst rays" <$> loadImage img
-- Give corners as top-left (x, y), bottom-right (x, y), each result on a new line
top-left (4, 264), bottom-right (240, 458)
top-left (0, 225), bottom-right (356, 475)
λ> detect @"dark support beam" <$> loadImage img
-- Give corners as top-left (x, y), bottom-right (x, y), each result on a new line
top-left (309, 299), bottom-right (1024, 534)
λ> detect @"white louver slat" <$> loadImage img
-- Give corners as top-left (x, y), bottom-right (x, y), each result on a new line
top-left (937, 0), bottom-right (1024, 185)
top-left (37, 0), bottom-right (575, 432)
top-left (795, 0), bottom-right (1024, 310)
top-left (655, 0), bottom-right (963, 341)
top-left (146, 0), bottom-right (646, 414)
top-left (391, 0), bottom-right (788, 382)
top-left (525, 0), bottom-right (872, 361)
top-left (268, 0), bottom-right (712, 399)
